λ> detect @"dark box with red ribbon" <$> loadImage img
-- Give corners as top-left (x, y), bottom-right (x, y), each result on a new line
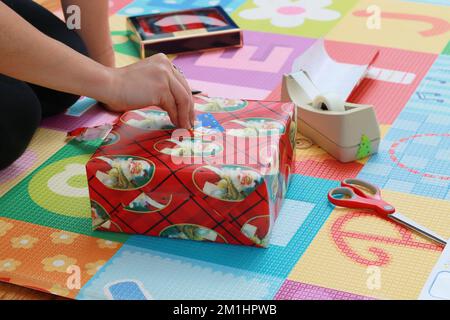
top-left (86, 96), bottom-right (297, 247)
top-left (127, 6), bottom-right (243, 58)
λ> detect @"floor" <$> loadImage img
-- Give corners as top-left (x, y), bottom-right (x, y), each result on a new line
top-left (1, 0), bottom-right (449, 301)
top-left (1, 0), bottom-right (59, 300)
top-left (0, 282), bottom-right (60, 300)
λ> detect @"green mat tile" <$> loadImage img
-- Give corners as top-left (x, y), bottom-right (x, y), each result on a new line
top-left (112, 30), bottom-right (141, 58)
top-left (232, 0), bottom-right (359, 38)
top-left (0, 140), bottom-right (128, 243)
top-left (443, 42), bottom-right (450, 55)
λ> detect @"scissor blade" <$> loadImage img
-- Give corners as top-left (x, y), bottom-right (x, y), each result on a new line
top-left (389, 212), bottom-right (447, 246)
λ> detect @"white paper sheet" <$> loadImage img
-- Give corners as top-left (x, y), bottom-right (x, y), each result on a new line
top-left (420, 240), bottom-right (450, 300)
top-left (291, 39), bottom-right (378, 103)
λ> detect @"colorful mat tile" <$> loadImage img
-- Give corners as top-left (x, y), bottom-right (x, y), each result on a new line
top-left (2, 0), bottom-right (450, 300)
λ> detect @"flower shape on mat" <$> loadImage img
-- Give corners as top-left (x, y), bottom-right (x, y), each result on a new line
top-left (50, 231), bottom-right (79, 245)
top-left (0, 259), bottom-right (21, 272)
top-left (49, 284), bottom-right (70, 297)
top-left (42, 255), bottom-right (77, 273)
top-left (11, 235), bottom-right (39, 249)
top-left (239, 0), bottom-right (341, 28)
top-left (96, 239), bottom-right (119, 249)
top-left (85, 260), bottom-right (106, 276)
top-left (0, 220), bottom-right (13, 237)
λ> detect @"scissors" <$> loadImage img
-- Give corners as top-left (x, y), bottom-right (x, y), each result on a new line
top-left (328, 179), bottom-right (447, 246)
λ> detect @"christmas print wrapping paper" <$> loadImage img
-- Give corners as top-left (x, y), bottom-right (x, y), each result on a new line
top-left (86, 96), bottom-right (296, 247)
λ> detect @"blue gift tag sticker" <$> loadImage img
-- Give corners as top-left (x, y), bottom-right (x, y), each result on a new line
top-left (65, 97), bottom-right (97, 117)
top-left (195, 113), bottom-right (225, 132)
top-left (104, 280), bottom-right (152, 300)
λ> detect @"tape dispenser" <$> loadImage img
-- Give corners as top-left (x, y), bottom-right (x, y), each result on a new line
top-left (281, 70), bottom-right (381, 163)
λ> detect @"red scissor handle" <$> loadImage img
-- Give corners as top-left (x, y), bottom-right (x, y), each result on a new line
top-left (341, 178), bottom-right (382, 200)
top-left (328, 179), bottom-right (396, 216)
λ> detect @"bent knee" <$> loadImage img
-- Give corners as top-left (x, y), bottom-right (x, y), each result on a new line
top-left (0, 77), bottom-right (41, 169)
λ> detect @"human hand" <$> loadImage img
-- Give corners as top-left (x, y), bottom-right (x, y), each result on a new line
top-left (102, 53), bottom-right (195, 129)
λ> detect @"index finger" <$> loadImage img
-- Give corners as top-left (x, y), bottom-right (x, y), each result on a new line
top-left (161, 94), bottom-right (179, 128)
top-left (172, 67), bottom-right (195, 126)
top-left (168, 75), bottom-right (193, 129)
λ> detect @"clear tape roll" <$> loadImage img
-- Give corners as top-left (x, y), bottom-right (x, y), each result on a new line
top-left (312, 92), bottom-right (346, 112)
top-left (285, 72), bottom-right (346, 112)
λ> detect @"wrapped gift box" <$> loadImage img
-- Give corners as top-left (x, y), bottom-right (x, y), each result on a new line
top-left (86, 96), bottom-right (297, 247)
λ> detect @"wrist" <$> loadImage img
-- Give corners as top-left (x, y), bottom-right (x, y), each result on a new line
top-left (89, 65), bottom-right (120, 107)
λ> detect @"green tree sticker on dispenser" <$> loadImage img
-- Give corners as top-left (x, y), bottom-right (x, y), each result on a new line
top-left (356, 134), bottom-right (372, 160)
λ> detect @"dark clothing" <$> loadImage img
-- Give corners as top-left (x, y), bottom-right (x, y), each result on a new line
top-left (0, 0), bottom-right (87, 169)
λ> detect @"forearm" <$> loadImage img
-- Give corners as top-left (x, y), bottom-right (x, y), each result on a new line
top-left (0, 2), bottom-right (112, 102)
top-left (61, 0), bottom-right (115, 67)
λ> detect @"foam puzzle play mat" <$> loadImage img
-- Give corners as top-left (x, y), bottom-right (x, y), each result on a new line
top-left (1, 0), bottom-right (450, 300)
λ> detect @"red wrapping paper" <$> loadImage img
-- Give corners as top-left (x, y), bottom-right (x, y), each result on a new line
top-left (86, 96), bottom-right (296, 247)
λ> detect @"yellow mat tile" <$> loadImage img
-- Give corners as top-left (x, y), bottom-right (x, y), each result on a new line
top-left (289, 189), bottom-right (450, 299)
top-left (0, 128), bottom-right (67, 197)
top-left (326, 0), bottom-right (450, 54)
